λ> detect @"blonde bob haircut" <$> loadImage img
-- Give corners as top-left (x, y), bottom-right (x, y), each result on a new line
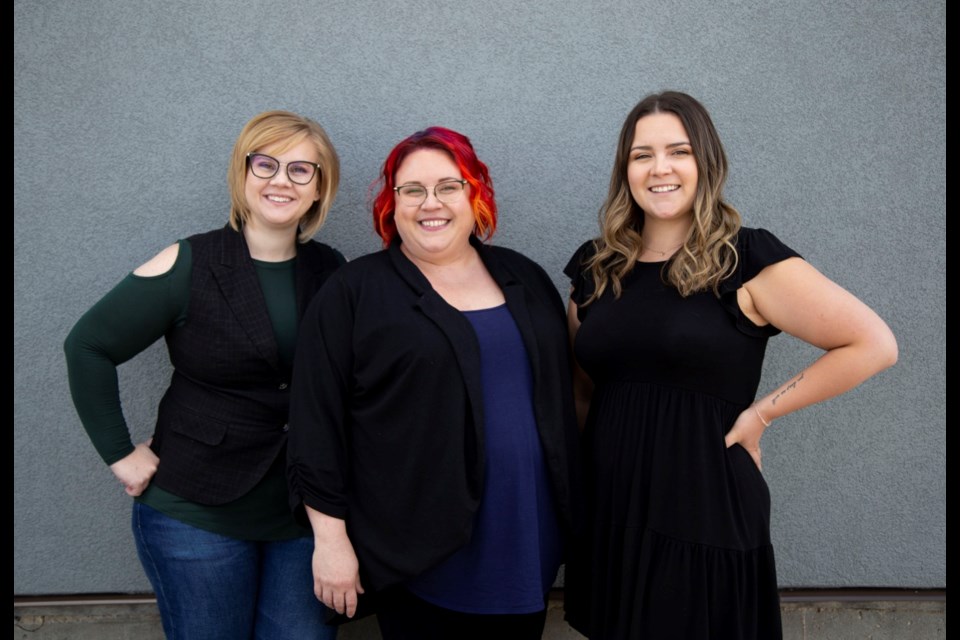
top-left (227, 110), bottom-right (340, 243)
top-left (586, 91), bottom-right (741, 301)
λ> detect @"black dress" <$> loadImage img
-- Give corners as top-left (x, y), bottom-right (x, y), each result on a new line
top-left (563, 227), bottom-right (800, 640)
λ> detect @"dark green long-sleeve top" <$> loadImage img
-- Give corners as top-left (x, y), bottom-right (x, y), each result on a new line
top-left (64, 239), bottom-right (342, 540)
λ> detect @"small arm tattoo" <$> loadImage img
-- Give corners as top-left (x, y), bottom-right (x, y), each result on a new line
top-left (771, 372), bottom-right (805, 405)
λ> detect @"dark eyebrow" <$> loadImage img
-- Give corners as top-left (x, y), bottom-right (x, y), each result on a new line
top-left (630, 141), bottom-right (691, 152)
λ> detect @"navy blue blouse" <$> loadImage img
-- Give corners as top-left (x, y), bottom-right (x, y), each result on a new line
top-left (406, 304), bottom-right (564, 614)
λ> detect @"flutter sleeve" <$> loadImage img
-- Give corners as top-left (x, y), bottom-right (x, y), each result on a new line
top-left (563, 240), bottom-right (600, 321)
top-left (718, 227), bottom-right (803, 337)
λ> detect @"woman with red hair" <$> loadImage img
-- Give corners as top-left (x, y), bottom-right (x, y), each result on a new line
top-left (287, 127), bottom-right (581, 639)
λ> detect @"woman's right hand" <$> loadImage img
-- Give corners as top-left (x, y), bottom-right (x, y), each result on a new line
top-left (108, 440), bottom-right (158, 497)
top-left (306, 507), bottom-right (365, 617)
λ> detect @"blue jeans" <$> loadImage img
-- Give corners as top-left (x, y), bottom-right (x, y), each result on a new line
top-left (132, 502), bottom-right (336, 640)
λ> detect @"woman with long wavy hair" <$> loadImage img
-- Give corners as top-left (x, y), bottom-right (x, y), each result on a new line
top-left (563, 91), bottom-right (898, 639)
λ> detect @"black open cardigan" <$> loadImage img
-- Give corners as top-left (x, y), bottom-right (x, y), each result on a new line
top-left (287, 236), bottom-right (582, 592)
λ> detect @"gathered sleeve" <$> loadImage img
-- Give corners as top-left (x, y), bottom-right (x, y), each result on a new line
top-left (63, 241), bottom-right (191, 464)
top-left (718, 227), bottom-right (803, 337)
top-left (563, 240), bottom-right (600, 320)
top-left (287, 274), bottom-right (355, 522)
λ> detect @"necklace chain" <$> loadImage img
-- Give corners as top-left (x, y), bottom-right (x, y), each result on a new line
top-left (642, 240), bottom-right (683, 256)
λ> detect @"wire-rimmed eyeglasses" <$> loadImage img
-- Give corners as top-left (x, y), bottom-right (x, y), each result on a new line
top-left (246, 153), bottom-right (320, 185)
top-left (394, 180), bottom-right (468, 206)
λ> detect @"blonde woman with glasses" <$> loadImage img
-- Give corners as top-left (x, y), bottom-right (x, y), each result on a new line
top-left (65, 110), bottom-right (343, 640)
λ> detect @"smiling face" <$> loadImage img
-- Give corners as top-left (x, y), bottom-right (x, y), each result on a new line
top-left (393, 148), bottom-right (476, 265)
top-left (627, 112), bottom-right (698, 224)
top-left (243, 138), bottom-right (321, 234)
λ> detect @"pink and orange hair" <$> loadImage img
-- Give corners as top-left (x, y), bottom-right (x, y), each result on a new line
top-left (371, 127), bottom-right (497, 247)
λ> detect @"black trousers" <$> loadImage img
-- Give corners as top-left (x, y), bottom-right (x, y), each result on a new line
top-left (376, 586), bottom-right (548, 640)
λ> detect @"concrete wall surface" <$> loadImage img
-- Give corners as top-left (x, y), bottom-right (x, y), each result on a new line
top-left (13, 593), bottom-right (946, 640)
top-left (16, 0), bottom-right (945, 597)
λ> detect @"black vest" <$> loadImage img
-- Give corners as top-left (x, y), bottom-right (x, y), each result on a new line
top-left (150, 226), bottom-right (342, 505)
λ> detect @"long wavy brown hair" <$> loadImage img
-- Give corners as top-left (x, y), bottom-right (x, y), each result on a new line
top-left (585, 91), bottom-right (741, 302)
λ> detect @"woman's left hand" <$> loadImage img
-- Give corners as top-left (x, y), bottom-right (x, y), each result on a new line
top-left (724, 408), bottom-right (767, 471)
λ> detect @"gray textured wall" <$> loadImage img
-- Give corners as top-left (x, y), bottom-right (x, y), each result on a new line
top-left (15, 0), bottom-right (944, 595)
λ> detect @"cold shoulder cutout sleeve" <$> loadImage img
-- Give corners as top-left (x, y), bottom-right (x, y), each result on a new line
top-left (719, 227), bottom-right (802, 337)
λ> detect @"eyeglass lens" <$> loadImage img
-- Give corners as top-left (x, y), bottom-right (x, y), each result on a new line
top-left (397, 181), bottom-right (465, 205)
top-left (248, 154), bottom-right (317, 185)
